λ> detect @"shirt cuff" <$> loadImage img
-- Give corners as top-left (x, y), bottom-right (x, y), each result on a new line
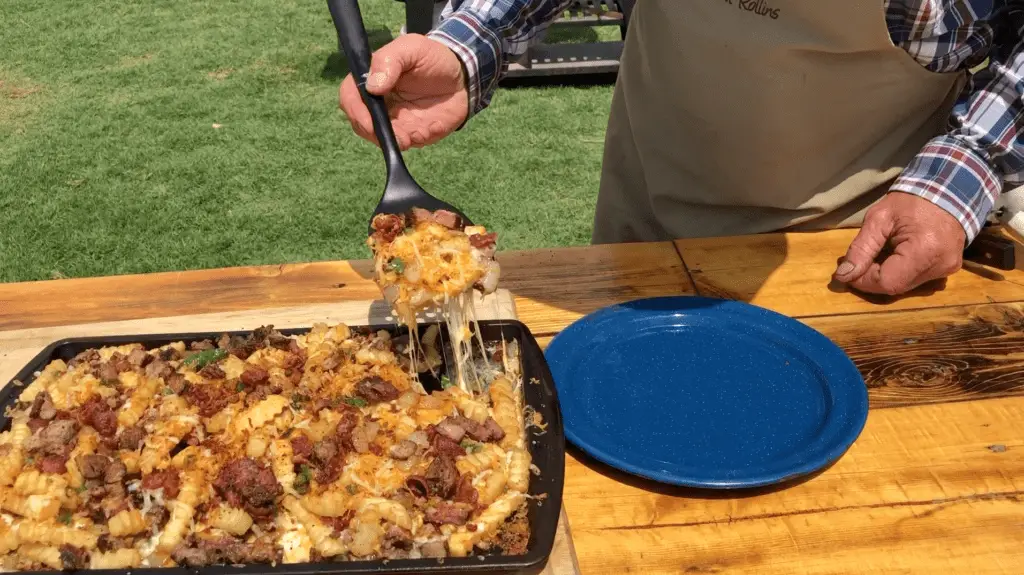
top-left (889, 135), bottom-right (1002, 244)
top-left (427, 12), bottom-right (504, 119)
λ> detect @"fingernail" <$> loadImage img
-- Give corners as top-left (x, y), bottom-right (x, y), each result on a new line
top-left (835, 261), bottom-right (855, 276)
top-left (367, 71), bottom-right (387, 89)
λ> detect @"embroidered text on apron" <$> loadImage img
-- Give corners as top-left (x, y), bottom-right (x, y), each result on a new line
top-left (592, 0), bottom-right (966, 243)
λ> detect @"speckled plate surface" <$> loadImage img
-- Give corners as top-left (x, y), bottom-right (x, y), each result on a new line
top-left (544, 296), bottom-right (869, 489)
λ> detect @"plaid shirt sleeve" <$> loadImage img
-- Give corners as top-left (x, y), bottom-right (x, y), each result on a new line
top-left (890, 5), bottom-right (1024, 243)
top-left (426, 0), bottom-right (572, 116)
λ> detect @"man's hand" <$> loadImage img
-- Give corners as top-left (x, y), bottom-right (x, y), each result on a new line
top-left (339, 34), bottom-right (469, 151)
top-left (833, 192), bottom-right (967, 295)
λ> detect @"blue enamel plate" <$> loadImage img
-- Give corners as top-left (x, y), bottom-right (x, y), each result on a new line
top-left (544, 296), bottom-right (869, 489)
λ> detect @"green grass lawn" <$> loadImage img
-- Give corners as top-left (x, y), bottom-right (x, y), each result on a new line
top-left (0, 0), bottom-right (615, 283)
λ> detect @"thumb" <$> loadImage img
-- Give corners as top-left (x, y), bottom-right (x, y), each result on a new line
top-left (364, 37), bottom-right (417, 95)
top-left (834, 208), bottom-right (894, 282)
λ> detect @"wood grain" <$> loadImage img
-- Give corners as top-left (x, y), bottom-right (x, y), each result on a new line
top-left (499, 243), bottom-right (694, 335)
top-left (0, 243), bottom-right (693, 334)
top-left (562, 397), bottom-right (1024, 574)
top-left (676, 229), bottom-right (1024, 317)
top-left (804, 302), bottom-right (1024, 408)
top-left (570, 495), bottom-right (1024, 574)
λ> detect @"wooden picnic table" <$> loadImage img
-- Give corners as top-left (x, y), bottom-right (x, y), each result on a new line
top-left (1, 229), bottom-right (1022, 574)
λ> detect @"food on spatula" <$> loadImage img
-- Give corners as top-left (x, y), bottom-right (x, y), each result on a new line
top-left (367, 209), bottom-right (500, 317)
top-left (367, 208), bottom-right (501, 392)
top-left (0, 323), bottom-right (533, 570)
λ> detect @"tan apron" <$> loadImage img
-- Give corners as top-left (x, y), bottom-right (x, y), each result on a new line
top-left (592, 0), bottom-right (966, 243)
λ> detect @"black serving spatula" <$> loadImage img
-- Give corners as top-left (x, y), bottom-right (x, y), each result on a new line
top-left (326, 0), bottom-right (474, 235)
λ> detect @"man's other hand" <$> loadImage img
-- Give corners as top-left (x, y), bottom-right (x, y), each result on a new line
top-left (833, 192), bottom-right (966, 295)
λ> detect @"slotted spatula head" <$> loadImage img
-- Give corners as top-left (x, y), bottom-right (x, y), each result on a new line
top-left (325, 0), bottom-right (473, 235)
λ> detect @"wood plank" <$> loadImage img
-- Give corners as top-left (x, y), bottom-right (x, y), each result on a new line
top-left (804, 302), bottom-right (1024, 408)
top-left (500, 243), bottom-right (693, 335)
top-left (0, 260), bottom-right (379, 332)
top-left (570, 495), bottom-right (1024, 574)
top-left (559, 397), bottom-right (1024, 532)
top-left (676, 230), bottom-right (1024, 317)
top-left (0, 243), bottom-right (693, 333)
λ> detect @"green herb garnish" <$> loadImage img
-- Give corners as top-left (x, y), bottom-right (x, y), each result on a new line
top-left (24, 456), bottom-right (34, 465)
top-left (342, 397), bottom-right (368, 408)
top-left (460, 440), bottom-right (482, 453)
top-left (346, 484), bottom-right (358, 495)
top-left (58, 510), bottom-right (72, 525)
top-left (161, 387), bottom-right (174, 395)
top-left (76, 485), bottom-right (88, 494)
top-left (293, 465), bottom-right (312, 495)
top-left (440, 375), bottom-right (453, 390)
top-left (291, 393), bottom-right (308, 410)
top-left (100, 378), bottom-right (117, 387)
top-left (386, 257), bottom-right (405, 273)
top-left (236, 382), bottom-right (246, 392)
top-left (182, 348), bottom-right (228, 370)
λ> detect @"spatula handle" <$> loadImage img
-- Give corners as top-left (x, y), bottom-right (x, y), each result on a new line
top-left (327, 0), bottom-right (406, 177)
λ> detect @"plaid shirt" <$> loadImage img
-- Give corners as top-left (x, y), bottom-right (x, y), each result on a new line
top-left (427, 1), bottom-right (1024, 242)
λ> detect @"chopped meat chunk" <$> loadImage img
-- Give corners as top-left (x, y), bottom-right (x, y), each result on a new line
top-left (38, 455), bottom-right (69, 474)
top-left (127, 348), bottom-right (153, 368)
top-left (68, 349), bottom-right (100, 369)
top-left (96, 362), bottom-right (119, 384)
top-left (424, 454), bottom-right (459, 499)
top-left (355, 376), bottom-right (400, 404)
top-left (159, 347), bottom-right (181, 361)
top-left (429, 429), bottom-right (465, 459)
top-left (198, 363), bottom-right (226, 380)
top-left (432, 209), bottom-right (464, 230)
top-left (26, 418), bottom-right (47, 435)
top-left (240, 365), bottom-right (269, 387)
top-left (190, 340), bottom-right (216, 351)
top-left (389, 440), bottom-right (417, 460)
top-left (165, 372), bottom-right (188, 395)
top-left (452, 474), bottom-right (479, 505)
top-left (425, 501), bottom-right (472, 525)
top-left (311, 440), bottom-right (337, 465)
top-left (25, 419), bottom-right (79, 455)
top-left (145, 359), bottom-right (174, 380)
top-left (105, 460), bottom-right (127, 484)
top-left (446, 415), bottom-right (505, 443)
top-left (184, 383), bottom-right (234, 417)
top-left (118, 425), bottom-right (145, 451)
top-left (468, 231), bottom-right (498, 249)
top-left (290, 434), bottom-right (313, 463)
top-left (29, 392), bottom-right (56, 420)
top-left (59, 545), bottom-right (88, 570)
top-left (109, 352), bottom-right (133, 374)
top-left (405, 475), bottom-right (429, 499)
top-left (213, 458), bottom-right (283, 517)
top-left (76, 397), bottom-right (117, 437)
top-left (435, 418), bottom-right (467, 443)
top-left (142, 469), bottom-right (181, 499)
top-left (371, 213), bottom-right (406, 243)
top-left (172, 537), bottom-right (280, 567)
top-left (78, 454), bottom-right (110, 480)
